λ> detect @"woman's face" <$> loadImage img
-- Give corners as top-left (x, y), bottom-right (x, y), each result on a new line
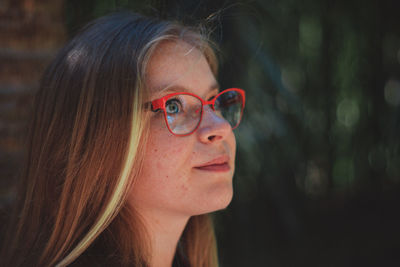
top-left (129, 40), bottom-right (236, 218)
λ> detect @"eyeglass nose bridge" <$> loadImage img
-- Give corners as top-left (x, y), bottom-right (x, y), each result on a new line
top-left (203, 99), bottom-right (217, 111)
top-left (194, 99), bottom-right (216, 115)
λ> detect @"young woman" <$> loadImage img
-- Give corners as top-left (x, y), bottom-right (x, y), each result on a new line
top-left (0, 11), bottom-right (245, 267)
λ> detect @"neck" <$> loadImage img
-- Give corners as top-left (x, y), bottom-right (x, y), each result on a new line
top-left (138, 208), bottom-right (190, 267)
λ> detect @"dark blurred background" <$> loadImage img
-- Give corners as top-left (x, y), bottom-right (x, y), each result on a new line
top-left (1, 0), bottom-right (400, 266)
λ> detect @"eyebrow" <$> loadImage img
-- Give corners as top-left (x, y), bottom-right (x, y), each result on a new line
top-left (154, 83), bottom-right (220, 99)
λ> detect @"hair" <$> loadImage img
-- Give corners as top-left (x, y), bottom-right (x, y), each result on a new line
top-left (0, 12), bottom-right (219, 267)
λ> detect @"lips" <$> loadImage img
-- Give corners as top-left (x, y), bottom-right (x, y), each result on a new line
top-left (194, 155), bottom-right (230, 172)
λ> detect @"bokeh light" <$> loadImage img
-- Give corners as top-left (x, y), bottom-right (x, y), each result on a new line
top-left (299, 16), bottom-right (322, 59)
top-left (384, 79), bottom-right (400, 107)
top-left (336, 98), bottom-right (360, 129)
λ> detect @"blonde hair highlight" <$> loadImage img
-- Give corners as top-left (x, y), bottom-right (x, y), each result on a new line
top-left (54, 88), bottom-right (145, 267)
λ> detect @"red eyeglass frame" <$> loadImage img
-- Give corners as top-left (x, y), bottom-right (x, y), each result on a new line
top-left (148, 88), bottom-right (246, 136)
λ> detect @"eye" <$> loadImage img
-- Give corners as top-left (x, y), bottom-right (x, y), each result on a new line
top-left (165, 98), bottom-right (182, 114)
top-left (216, 92), bottom-right (237, 107)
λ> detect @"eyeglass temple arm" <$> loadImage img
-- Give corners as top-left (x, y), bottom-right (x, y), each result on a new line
top-left (143, 102), bottom-right (157, 112)
top-left (144, 99), bottom-right (163, 112)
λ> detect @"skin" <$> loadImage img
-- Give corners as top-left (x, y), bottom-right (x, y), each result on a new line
top-left (128, 40), bottom-right (236, 267)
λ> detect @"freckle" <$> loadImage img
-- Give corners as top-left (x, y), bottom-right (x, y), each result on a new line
top-left (181, 185), bottom-right (188, 191)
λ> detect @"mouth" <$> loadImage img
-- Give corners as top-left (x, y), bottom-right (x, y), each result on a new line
top-left (194, 155), bottom-right (230, 172)
top-left (194, 163), bottom-right (230, 172)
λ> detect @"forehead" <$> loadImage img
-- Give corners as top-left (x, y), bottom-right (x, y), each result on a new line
top-left (145, 40), bottom-right (218, 98)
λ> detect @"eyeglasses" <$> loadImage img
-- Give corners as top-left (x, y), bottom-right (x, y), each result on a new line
top-left (147, 88), bottom-right (245, 136)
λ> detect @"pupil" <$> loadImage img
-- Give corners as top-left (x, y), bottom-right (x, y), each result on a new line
top-left (166, 101), bottom-right (179, 113)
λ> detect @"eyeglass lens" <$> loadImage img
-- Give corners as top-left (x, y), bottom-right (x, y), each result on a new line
top-left (165, 90), bottom-right (244, 135)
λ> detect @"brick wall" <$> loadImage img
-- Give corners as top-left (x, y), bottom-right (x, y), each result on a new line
top-left (0, 0), bottom-right (66, 205)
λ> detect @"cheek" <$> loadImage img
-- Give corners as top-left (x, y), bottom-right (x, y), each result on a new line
top-left (228, 131), bottom-right (237, 166)
top-left (231, 132), bottom-right (237, 152)
top-left (147, 117), bottom-right (198, 168)
top-left (148, 119), bottom-right (187, 157)
top-left (134, 125), bottom-right (194, 193)
top-left (148, 138), bottom-right (187, 172)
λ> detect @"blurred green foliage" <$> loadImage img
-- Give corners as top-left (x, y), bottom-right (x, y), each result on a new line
top-left (66, 0), bottom-right (400, 266)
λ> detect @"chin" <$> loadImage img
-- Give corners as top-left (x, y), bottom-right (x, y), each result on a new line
top-left (193, 182), bottom-right (234, 215)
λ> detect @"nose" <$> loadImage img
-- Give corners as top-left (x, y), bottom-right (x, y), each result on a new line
top-left (196, 105), bottom-right (232, 143)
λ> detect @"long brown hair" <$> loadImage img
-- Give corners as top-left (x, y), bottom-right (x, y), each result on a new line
top-left (0, 12), bottom-right (219, 267)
